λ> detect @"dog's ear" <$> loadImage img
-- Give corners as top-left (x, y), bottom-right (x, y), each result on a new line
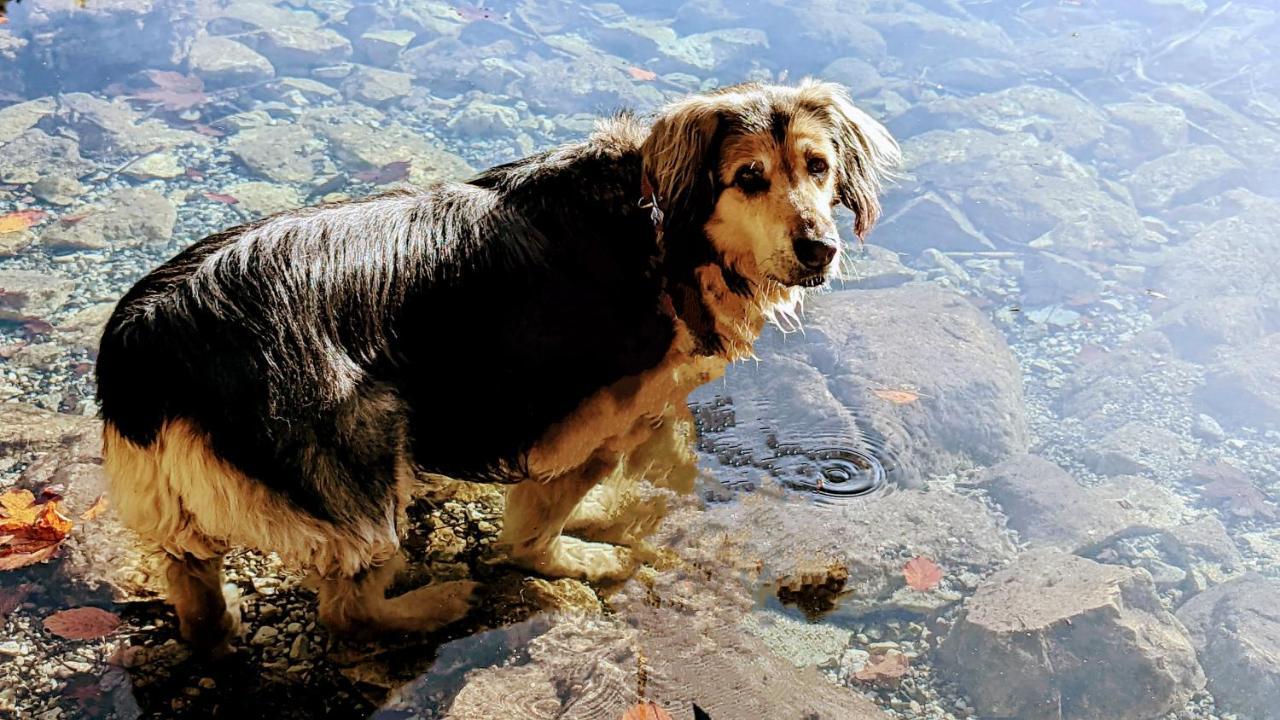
top-left (640, 96), bottom-right (731, 229)
top-left (802, 80), bottom-right (901, 239)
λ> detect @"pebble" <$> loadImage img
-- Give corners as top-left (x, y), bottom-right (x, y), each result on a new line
top-left (251, 626), bottom-right (279, 646)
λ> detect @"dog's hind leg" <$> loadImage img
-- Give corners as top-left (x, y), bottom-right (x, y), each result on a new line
top-left (500, 451), bottom-right (638, 582)
top-left (165, 552), bottom-right (241, 658)
top-left (317, 554), bottom-right (477, 636)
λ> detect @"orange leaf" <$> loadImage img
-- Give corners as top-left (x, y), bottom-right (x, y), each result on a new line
top-left (43, 607), bottom-right (121, 640)
top-left (622, 702), bottom-right (673, 720)
top-left (902, 556), bottom-right (942, 591)
top-left (80, 496), bottom-right (109, 521)
top-left (627, 66), bottom-right (658, 81)
top-left (853, 651), bottom-right (910, 682)
top-left (0, 210), bottom-right (49, 234)
top-left (873, 388), bottom-right (919, 405)
top-left (202, 191), bottom-right (239, 205)
top-left (0, 488), bottom-right (73, 571)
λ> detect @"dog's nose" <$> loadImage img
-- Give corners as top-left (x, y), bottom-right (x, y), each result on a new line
top-left (793, 237), bottom-right (838, 270)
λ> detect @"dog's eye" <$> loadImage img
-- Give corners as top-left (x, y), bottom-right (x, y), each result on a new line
top-left (807, 157), bottom-right (829, 176)
top-left (734, 164), bottom-right (768, 193)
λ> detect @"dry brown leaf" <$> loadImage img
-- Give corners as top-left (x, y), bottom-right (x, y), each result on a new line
top-left (853, 650), bottom-right (910, 682)
top-left (80, 495), bottom-right (109, 521)
top-left (0, 209), bottom-right (48, 234)
top-left (621, 702), bottom-right (674, 720)
top-left (873, 388), bottom-right (920, 405)
top-left (903, 556), bottom-right (942, 591)
top-left (43, 607), bottom-right (122, 640)
top-left (627, 66), bottom-right (658, 81)
top-left (131, 70), bottom-right (208, 112)
top-left (202, 191), bottom-right (239, 205)
top-left (0, 488), bottom-right (73, 571)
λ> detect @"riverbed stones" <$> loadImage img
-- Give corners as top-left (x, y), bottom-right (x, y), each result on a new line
top-left (1197, 333), bottom-right (1280, 430)
top-left (1125, 145), bottom-right (1246, 211)
top-left (0, 130), bottom-right (94, 185)
top-left (54, 93), bottom-right (207, 157)
top-left (1082, 420), bottom-right (1190, 478)
top-left (339, 66), bottom-right (414, 106)
top-left (243, 27), bottom-right (352, 73)
top-left (39, 188), bottom-right (177, 251)
top-left (940, 550), bottom-right (1204, 720)
top-left (305, 114), bottom-right (473, 186)
top-left (0, 98), bottom-right (56, 145)
top-left (1176, 575), bottom-right (1280, 720)
top-left (893, 85), bottom-right (1108, 154)
top-left (0, 403), bottom-right (93, 454)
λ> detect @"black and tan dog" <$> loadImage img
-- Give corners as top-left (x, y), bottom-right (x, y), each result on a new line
top-left (95, 80), bottom-right (898, 655)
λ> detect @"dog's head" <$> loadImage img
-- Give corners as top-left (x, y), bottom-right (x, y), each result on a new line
top-left (641, 80), bottom-right (900, 288)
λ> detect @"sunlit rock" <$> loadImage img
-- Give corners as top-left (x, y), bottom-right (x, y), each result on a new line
top-left (1198, 333), bottom-right (1280, 431)
top-left (1176, 575), bottom-right (1280, 720)
top-left (226, 124), bottom-right (333, 186)
top-left (940, 550), bottom-right (1204, 720)
top-left (339, 66), bottom-right (414, 106)
top-left (0, 129), bottom-right (94, 185)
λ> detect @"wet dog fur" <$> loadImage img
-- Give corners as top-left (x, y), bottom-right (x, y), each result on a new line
top-left (95, 80), bottom-right (898, 654)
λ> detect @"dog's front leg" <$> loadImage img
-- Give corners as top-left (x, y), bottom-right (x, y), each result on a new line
top-left (499, 451), bottom-right (638, 583)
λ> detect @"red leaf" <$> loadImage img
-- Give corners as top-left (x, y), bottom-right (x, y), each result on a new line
top-left (202, 191), bottom-right (239, 205)
top-left (1, 488), bottom-right (73, 571)
top-left (627, 66), bottom-right (658, 82)
top-left (903, 556), bottom-right (942, 591)
top-left (354, 160), bottom-right (411, 185)
top-left (43, 607), bottom-right (122, 640)
top-left (131, 71), bottom-right (208, 112)
top-left (0, 209), bottom-right (49, 234)
top-left (853, 651), bottom-right (910, 682)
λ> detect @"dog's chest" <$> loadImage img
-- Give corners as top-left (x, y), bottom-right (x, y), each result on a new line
top-left (525, 265), bottom-right (777, 480)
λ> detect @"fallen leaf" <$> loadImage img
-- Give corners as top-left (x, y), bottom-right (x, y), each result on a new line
top-left (873, 388), bottom-right (920, 405)
top-left (354, 160), bottom-right (411, 185)
top-left (903, 556), bottom-right (942, 591)
top-left (43, 607), bottom-right (122, 640)
top-left (131, 70), bottom-right (208, 112)
top-left (20, 318), bottom-right (55, 338)
top-left (58, 211), bottom-right (94, 226)
top-left (621, 702), bottom-right (673, 720)
top-left (853, 650), bottom-right (910, 682)
top-left (0, 487), bottom-right (73, 571)
top-left (184, 167), bottom-right (205, 181)
top-left (192, 123), bottom-right (225, 138)
top-left (627, 66), bottom-right (658, 81)
top-left (80, 496), bottom-right (108, 521)
top-left (0, 582), bottom-right (36, 618)
top-left (0, 210), bottom-right (49, 234)
top-left (455, 4), bottom-right (504, 22)
top-left (202, 191), bottom-right (239, 205)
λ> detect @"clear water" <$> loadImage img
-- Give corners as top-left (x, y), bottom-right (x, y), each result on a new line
top-left (2, 0), bottom-right (1279, 719)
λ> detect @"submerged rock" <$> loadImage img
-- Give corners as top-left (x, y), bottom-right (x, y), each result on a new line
top-left (54, 93), bottom-right (208, 158)
top-left (0, 403), bottom-right (94, 454)
top-left (0, 129), bottom-right (94, 185)
top-left (0, 268), bottom-right (76, 319)
top-left (1125, 145), bottom-right (1246, 211)
top-left (339, 66), bottom-right (414, 106)
top-left (304, 110), bottom-right (473, 186)
top-left (1176, 575), bottom-right (1280, 720)
top-left (940, 550), bottom-right (1204, 720)
top-left (0, 98), bottom-right (56, 145)
top-left (243, 27), bottom-right (353, 73)
top-left (1082, 420), bottom-right (1191, 478)
top-left (1197, 333), bottom-right (1280, 430)
top-left (39, 188), bottom-right (177, 252)
top-left (226, 123), bottom-right (332, 186)
top-left (187, 35), bottom-right (276, 89)
top-left (696, 284), bottom-right (1028, 485)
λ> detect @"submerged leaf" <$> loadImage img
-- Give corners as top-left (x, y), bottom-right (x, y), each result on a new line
top-left (903, 556), bottom-right (942, 591)
top-left (873, 388), bottom-right (920, 405)
top-left (131, 71), bottom-right (208, 112)
top-left (853, 651), bottom-right (910, 683)
top-left (621, 702), bottom-right (673, 720)
top-left (627, 66), bottom-right (658, 81)
top-left (43, 607), bottom-right (121, 640)
top-left (0, 210), bottom-right (49, 234)
top-left (202, 191), bottom-right (239, 205)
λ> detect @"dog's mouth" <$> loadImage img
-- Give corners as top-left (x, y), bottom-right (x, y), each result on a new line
top-left (797, 273), bottom-right (828, 288)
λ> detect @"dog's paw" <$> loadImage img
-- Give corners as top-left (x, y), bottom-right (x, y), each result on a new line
top-left (512, 537), bottom-right (638, 583)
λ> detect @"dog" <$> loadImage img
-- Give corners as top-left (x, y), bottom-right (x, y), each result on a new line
top-left (94, 80), bottom-right (899, 655)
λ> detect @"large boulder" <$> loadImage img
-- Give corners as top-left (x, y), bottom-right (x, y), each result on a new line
top-left (0, 404), bottom-right (94, 455)
top-left (1197, 333), bottom-right (1280, 431)
top-left (226, 124), bottom-right (333, 186)
top-left (186, 35), bottom-right (275, 89)
top-left (693, 284), bottom-right (1029, 487)
top-left (1176, 575), bottom-right (1280, 720)
top-left (940, 550), bottom-right (1204, 720)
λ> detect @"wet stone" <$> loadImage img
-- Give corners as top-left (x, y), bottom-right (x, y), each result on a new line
top-left (54, 93), bottom-right (208, 158)
top-left (187, 35), bottom-right (276, 89)
top-left (339, 66), bottom-right (414, 106)
top-left (0, 268), bottom-right (76, 319)
top-left (1176, 575), bottom-right (1280, 720)
top-left (243, 27), bottom-right (353, 73)
top-left (876, 191), bottom-right (996, 255)
top-left (1105, 100), bottom-right (1189, 161)
top-left (939, 549), bottom-right (1204, 720)
top-left (0, 130), bottom-right (94, 185)
top-left (355, 29), bottom-right (416, 66)
top-left (0, 97), bottom-right (56, 145)
top-left (39, 188), bottom-right (177, 252)
top-left (1082, 420), bottom-right (1190, 478)
top-left (0, 404), bottom-right (94, 454)
top-left (226, 124), bottom-right (332, 186)
top-left (30, 175), bottom-right (86, 206)
top-left (892, 85), bottom-right (1108, 154)
top-left (836, 244), bottom-right (919, 290)
top-left (1125, 144), bottom-right (1247, 212)
top-left (1197, 333), bottom-right (1280, 431)
top-left (225, 181), bottom-right (303, 219)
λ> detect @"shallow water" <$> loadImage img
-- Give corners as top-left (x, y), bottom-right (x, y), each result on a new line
top-left (2, 0), bottom-right (1280, 719)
